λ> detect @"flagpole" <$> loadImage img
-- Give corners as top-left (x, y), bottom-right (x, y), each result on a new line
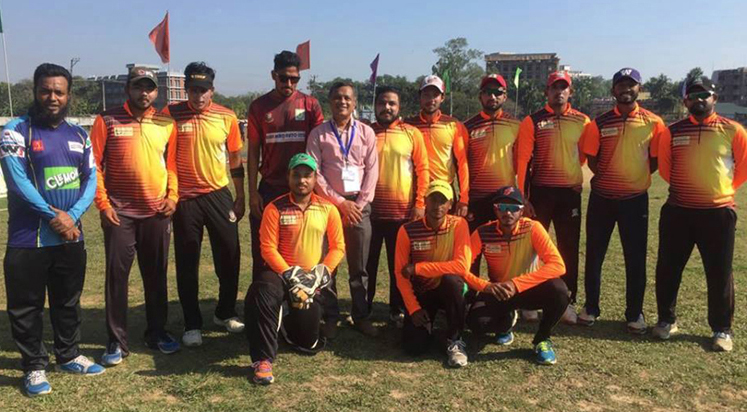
top-left (371, 83), bottom-right (376, 122)
top-left (0, 1), bottom-right (13, 117)
top-left (449, 88), bottom-right (453, 116)
top-left (514, 84), bottom-right (519, 117)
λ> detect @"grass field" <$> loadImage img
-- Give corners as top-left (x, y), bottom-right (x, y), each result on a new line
top-left (0, 175), bottom-right (746, 412)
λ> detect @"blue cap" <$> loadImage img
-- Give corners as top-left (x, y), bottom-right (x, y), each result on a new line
top-left (613, 68), bottom-right (642, 85)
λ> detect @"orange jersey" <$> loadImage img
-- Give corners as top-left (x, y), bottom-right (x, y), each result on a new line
top-left (405, 111), bottom-right (470, 203)
top-left (394, 215), bottom-right (485, 314)
top-left (370, 120), bottom-right (429, 221)
top-left (259, 193), bottom-right (345, 274)
top-left (516, 104), bottom-right (589, 193)
top-left (581, 104), bottom-right (665, 199)
top-left (659, 113), bottom-right (747, 209)
top-left (464, 110), bottom-right (521, 202)
top-left (470, 217), bottom-right (565, 293)
top-left (91, 102), bottom-right (178, 217)
top-left (163, 102), bottom-right (242, 200)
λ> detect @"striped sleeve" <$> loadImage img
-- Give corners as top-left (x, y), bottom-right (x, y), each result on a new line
top-left (453, 121), bottom-right (470, 203)
top-left (321, 205), bottom-right (346, 272)
top-left (511, 222), bottom-right (565, 293)
top-left (394, 225), bottom-right (421, 315)
top-left (90, 115), bottom-right (112, 210)
top-left (580, 120), bottom-right (601, 157)
top-left (516, 116), bottom-right (535, 195)
top-left (412, 127), bottom-right (430, 209)
top-left (732, 124), bottom-right (747, 190)
top-left (658, 127), bottom-right (672, 184)
top-left (226, 112), bottom-right (243, 153)
top-left (165, 120), bottom-right (179, 202)
top-left (259, 202), bottom-right (291, 274)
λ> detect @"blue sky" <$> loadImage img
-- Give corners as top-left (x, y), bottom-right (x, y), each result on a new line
top-left (4, 0), bottom-right (746, 96)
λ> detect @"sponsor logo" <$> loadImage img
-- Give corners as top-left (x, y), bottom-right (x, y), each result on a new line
top-left (265, 113), bottom-right (274, 123)
top-left (485, 243), bottom-right (502, 254)
top-left (537, 120), bottom-right (555, 130)
top-left (265, 131), bottom-right (306, 144)
top-left (471, 129), bottom-right (487, 139)
top-left (600, 127), bottom-right (619, 137)
top-left (113, 127), bottom-right (133, 137)
top-left (32, 140), bottom-right (45, 152)
top-left (279, 213), bottom-right (298, 225)
top-left (228, 210), bottom-right (237, 223)
top-left (412, 240), bottom-right (432, 251)
top-left (178, 123), bottom-right (194, 133)
top-left (571, 208), bottom-right (580, 218)
top-left (0, 131), bottom-right (25, 158)
top-left (44, 166), bottom-right (80, 190)
top-left (673, 136), bottom-right (691, 147)
top-left (294, 108), bottom-right (306, 121)
top-left (68, 141), bottom-right (84, 153)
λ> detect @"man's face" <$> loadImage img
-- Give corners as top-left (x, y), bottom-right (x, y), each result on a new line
top-left (546, 81), bottom-right (571, 107)
top-left (425, 193), bottom-right (451, 221)
top-left (187, 85), bottom-right (214, 111)
top-left (612, 78), bottom-right (640, 105)
top-left (35, 76), bottom-right (70, 122)
top-left (330, 85), bottom-right (356, 120)
top-left (375, 92), bottom-right (400, 124)
top-left (126, 79), bottom-right (158, 111)
top-left (480, 85), bottom-right (507, 112)
top-left (494, 200), bottom-right (524, 228)
top-left (419, 86), bottom-right (443, 114)
top-left (272, 66), bottom-right (300, 97)
top-left (288, 165), bottom-right (316, 197)
top-left (685, 86), bottom-right (717, 117)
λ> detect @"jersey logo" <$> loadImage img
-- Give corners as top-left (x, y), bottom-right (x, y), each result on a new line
top-left (485, 243), bottom-right (502, 254)
top-left (228, 210), bottom-right (237, 223)
top-left (279, 213), bottom-right (299, 225)
top-left (412, 240), bottom-right (432, 251)
top-left (32, 140), bottom-right (45, 152)
top-left (265, 113), bottom-right (274, 123)
top-left (44, 166), bottom-right (80, 190)
top-left (0, 130), bottom-right (25, 158)
top-left (295, 109), bottom-right (306, 121)
top-left (600, 127), bottom-right (619, 137)
top-left (673, 136), bottom-right (691, 147)
top-left (178, 123), bottom-right (194, 133)
top-left (266, 131), bottom-right (306, 143)
top-left (537, 120), bottom-right (555, 130)
top-left (113, 127), bottom-right (133, 137)
top-left (470, 129), bottom-right (487, 139)
top-left (68, 141), bottom-right (84, 153)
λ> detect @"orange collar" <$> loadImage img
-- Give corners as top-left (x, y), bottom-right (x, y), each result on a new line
top-left (544, 103), bottom-right (571, 116)
top-left (420, 110), bottom-right (442, 124)
top-left (613, 103), bottom-right (640, 117)
top-left (494, 218), bottom-right (524, 236)
top-left (123, 101), bottom-right (156, 119)
top-left (289, 192), bottom-right (318, 210)
top-left (479, 109), bottom-right (503, 120)
top-left (377, 119), bottom-right (402, 130)
top-left (689, 112), bottom-right (718, 125)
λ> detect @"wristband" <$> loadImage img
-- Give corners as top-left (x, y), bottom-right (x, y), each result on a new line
top-left (230, 167), bottom-right (245, 179)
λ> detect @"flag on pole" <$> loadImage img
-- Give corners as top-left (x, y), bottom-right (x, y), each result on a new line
top-left (513, 67), bottom-right (522, 88)
top-left (296, 40), bottom-right (310, 71)
top-left (369, 53), bottom-right (380, 84)
top-left (149, 12), bottom-right (170, 64)
top-left (442, 69), bottom-right (451, 94)
top-left (0, 9), bottom-right (4, 33)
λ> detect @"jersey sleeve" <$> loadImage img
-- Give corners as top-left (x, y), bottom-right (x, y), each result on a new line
top-left (516, 116), bottom-right (535, 195)
top-left (731, 124), bottom-right (747, 190)
top-left (412, 127), bottom-right (430, 210)
top-left (259, 203), bottom-right (291, 274)
top-left (165, 119), bottom-right (179, 202)
top-left (510, 221), bottom-right (566, 293)
top-left (453, 121), bottom-right (470, 203)
top-left (91, 115), bottom-right (112, 210)
top-left (322, 205), bottom-right (346, 272)
top-left (394, 225), bottom-right (421, 315)
top-left (67, 127), bottom-right (97, 222)
top-left (649, 116), bottom-right (667, 158)
top-left (580, 120), bottom-right (601, 157)
top-left (246, 102), bottom-right (262, 145)
top-left (658, 127), bottom-right (673, 184)
top-left (226, 113), bottom-right (243, 152)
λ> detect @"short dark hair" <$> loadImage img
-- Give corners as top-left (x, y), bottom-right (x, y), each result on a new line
top-left (274, 51), bottom-right (301, 71)
top-left (184, 61), bottom-right (215, 87)
top-left (33, 63), bottom-right (72, 93)
top-left (328, 81), bottom-right (356, 99)
top-left (375, 86), bottom-right (400, 103)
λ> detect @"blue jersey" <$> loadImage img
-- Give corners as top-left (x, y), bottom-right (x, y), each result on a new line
top-left (0, 116), bottom-right (97, 248)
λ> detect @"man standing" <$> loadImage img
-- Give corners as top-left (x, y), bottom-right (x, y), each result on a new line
top-left (1, 63), bottom-right (104, 397)
top-left (406, 75), bottom-right (470, 217)
top-left (578, 68), bottom-right (667, 333)
top-left (366, 86), bottom-right (429, 326)
top-left (467, 186), bottom-right (568, 365)
top-left (247, 51), bottom-right (324, 278)
top-left (245, 153), bottom-right (345, 385)
top-left (163, 62), bottom-right (245, 347)
top-left (307, 81), bottom-right (379, 337)
top-left (91, 66), bottom-right (180, 365)
top-left (516, 71), bottom-right (589, 324)
top-left (654, 76), bottom-right (747, 352)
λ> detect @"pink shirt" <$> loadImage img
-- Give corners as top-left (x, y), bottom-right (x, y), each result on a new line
top-left (306, 118), bottom-right (379, 209)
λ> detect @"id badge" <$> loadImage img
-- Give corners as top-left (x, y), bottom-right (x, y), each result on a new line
top-left (341, 165), bottom-right (361, 193)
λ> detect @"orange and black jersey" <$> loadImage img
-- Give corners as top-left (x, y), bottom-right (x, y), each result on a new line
top-left (463, 110), bottom-right (521, 203)
top-left (516, 104), bottom-right (589, 193)
top-left (659, 113), bottom-right (747, 209)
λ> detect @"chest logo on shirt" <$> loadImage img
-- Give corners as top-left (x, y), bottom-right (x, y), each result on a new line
top-left (265, 113), bottom-right (274, 123)
top-left (32, 140), bottom-right (45, 152)
top-left (470, 129), bottom-right (487, 140)
top-left (295, 109), bottom-right (306, 121)
top-left (412, 240), bottom-right (432, 251)
top-left (600, 127), bottom-right (619, 137)
top-left (178, 123), bottom-right (194, 133)
top-left (279, 213), bottom-right (299, 225)
top-left (673, 136), bottom-right (691, 147)
top-left (537, 120), bottom-right (555, 130)
top-left (113, 127), bottom-right (133, 137)
top-left (68, 141), bottom-right (84, 153)
top-left (44, 166), bottom-right (80, 190)
top-left (485, 243), bottom-right (502, 254)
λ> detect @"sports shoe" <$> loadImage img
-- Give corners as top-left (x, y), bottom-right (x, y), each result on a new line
top-left (446, 338), bottom-right (468, 368)
top-left (100, 343), bottom-right (123, 367)
top-left (389, 312), bottom-right (405, 329)
top-left (712, 332), bottom-right (734, 352)
top-left (535, 340), bottom-right (557, 365)
top-left (652, 321), bottom-right (678, 340)
top-left (627, 314), bottom-right (647, 335)
top-left (182, 329), bottom-right (203, 347)
top-left (561, 304), bottom-right (578, 325)
top-left (496, 331), bottom-right (514, 346)
top-left (251, 359), bottom-right (274, 385)
top-left (354, 319), bottom-right (379, 337)
top-left (577, 307), bottom-right (597, 326)
top-left (321, 320), bottom-right (338, 340)
top-left (521, 310), bottom-right (540, 322)
top-left (214, 316), bottom-right (245, 333)
top-left (56, 355), bottom-right (105, 375)
top-left (24, 370), bottom-right (51, 397)
top-left (146, 333), bottom-right (181, 354)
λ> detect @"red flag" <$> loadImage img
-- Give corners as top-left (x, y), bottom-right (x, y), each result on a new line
top-left (369, 53), bottom-right (380, 84)
top-left (149, 12), bottom-right (170, 64)
top-left (296, 40), bottom-right (310, 71)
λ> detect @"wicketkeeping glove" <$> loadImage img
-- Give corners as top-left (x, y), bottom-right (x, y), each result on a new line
top-left (281, 265), bottom-right (332, 309)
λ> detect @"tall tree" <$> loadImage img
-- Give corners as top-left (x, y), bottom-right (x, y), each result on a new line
top-left (431, 37), bottom-right (485, 119)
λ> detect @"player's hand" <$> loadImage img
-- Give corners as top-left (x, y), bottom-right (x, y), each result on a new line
top-left (49, 206), bottom-right (75, 233)
top-left (158, 198), bottom-right (177, 216)
top-left (249, 193), bottom-right (264, 220)
top-left (402, 264), bottom-right (415, 280)
top-left (233, 195), bottom-right (246, 222)
top-left (466, 211), bottom-right (475, 222)
top-left (100, 208), bottom-right (121, 226)
top-left (491, 281), bottom-right (517, 301)
top-left (61, 227), bottom-right (81, 242)
top-left (339, 200), bottom-right (362, 225)
top-left (410, 207), bottom-right (425, 221)
top-left (455, 202), bottom-right (468, 217)
top-left (410, 309), bottom-right (430, 328)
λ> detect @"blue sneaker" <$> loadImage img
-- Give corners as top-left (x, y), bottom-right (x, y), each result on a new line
top-left (153, 333), bottom-right (180, 354)
top-left (534, 340), bottom-right (557, 365)
top-left (496, 331), bottom-right (514, 346)
top-left (101, 343), bottom-right (123, 366)
top-left (56, 355), bottom-right (105, 375)
top-left (24, 370), bottom-right (51, 397)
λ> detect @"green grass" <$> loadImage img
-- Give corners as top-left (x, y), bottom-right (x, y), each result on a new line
top-left (0, 175), bottom-right (746, 411)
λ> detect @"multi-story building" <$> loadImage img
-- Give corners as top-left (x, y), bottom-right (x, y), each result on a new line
top-left (712, 68), bottom-right (747, 106)
top-left (89, 63), bottom-right (187, 111)
top-left (485, 52), bottom-right (560, 84)
top-left (559, 65), bottom-right (592, 80)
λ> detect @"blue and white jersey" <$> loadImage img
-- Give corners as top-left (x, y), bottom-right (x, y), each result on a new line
top-left (0, 115), bottom-right (97, 248)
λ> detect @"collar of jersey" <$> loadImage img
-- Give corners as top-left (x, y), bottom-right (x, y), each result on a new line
top-left (123, 101), bottom-right (156, 119)
top-left (544, 103), bottom-right (572, 116)
top-left (494, 217), bottom-right (526, 236)
top-left (420, 110), bottom-right (442, 124)
top-left (613, 103), bottom-right (640, 118)
top-left (688, 112), bottom-right (718, 125)
top-left (479, 110), bottom-right (504, 121)
top-left (422, 216), bottom-right (449, 231)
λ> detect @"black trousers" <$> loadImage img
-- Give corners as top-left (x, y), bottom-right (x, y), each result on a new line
top-left (245, 270), bottom-right (325, 362)
top-left (402, 275), bottom-right (465, 356)
top-left (655, 204), bottom-right (736, 334)
top-left (584, 191), bottom-right (648, 321)
top-left (468, 197), bottom-right (496, 276)
top-left (366, 219), bottom-right (406, 316)
top-left (529, 185), bottom-right (581, 303)
top-left (4, 243), bottom-right (86, 372)
top-left (174, 187), bottom-right (240, 331)
top-left (103, 214), bottom-right (171, 355)
top-left (249, 181), bottom-right (287, 278)
top-left (467, 278), bottom-right (569, 345)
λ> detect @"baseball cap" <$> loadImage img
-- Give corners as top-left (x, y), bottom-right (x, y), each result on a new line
top-left (684, 76), bottom-right (716, 95)
top-left (186, 72), bottom-right (214, 89)
top-left (288, 153), bottom-right (317, 171)
top-left (480, 74), bottom-right (507, 90)
top-left (613, 68), bottom-right (643, 85)
top-left (547, 71), bottom-right (572, 88)
top-left (127, 66), bottom-right (158, 87)
top-left (492, 185), bottom-right (524, 205)
top-left (425, 180), bottom-right (453, 201)
top-left (420, 75), bottom-right (445, 94)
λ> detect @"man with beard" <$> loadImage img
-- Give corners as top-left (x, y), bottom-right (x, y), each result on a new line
top-left (163, 62), bottom-right (245, 347)
top-left (1, 63), bottom-right (103, 397)
top-left (306, 81), bottom-right (379, 338)
top-left (516, 71), bottom-right (590, 324)
top-left (366, 86), bottom-right (429, 326)
top-left (247, 51), bottom-right (324, 278)
top-left (406, 75), bottom-right (470, 217)
top-left (245, 153), bottom-right (345, 385)
top-left (653, 76), bottom-right (747, 352)
top-left (91, 66), bottom-right (180, 365)
top-left (577, 68), bottom-right (666, 333)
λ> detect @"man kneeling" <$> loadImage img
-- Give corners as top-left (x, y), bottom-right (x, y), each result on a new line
top-left (245, 153), bottom-right (345, 384)
top-left (468, 186), bottom-right (568, 365)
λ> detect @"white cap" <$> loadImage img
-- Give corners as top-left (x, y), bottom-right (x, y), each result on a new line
top-left (420, 75), bottom-right (445, 94)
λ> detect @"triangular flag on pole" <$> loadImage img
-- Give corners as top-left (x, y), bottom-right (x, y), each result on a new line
top-left (513, 67), bottom-right (522, 88)
top-left (149, 12), bottom-right (170, 64)
top-left (296, 40), bottom-right (310, 71)
top-left (369, 53), bottom-right (380, 84)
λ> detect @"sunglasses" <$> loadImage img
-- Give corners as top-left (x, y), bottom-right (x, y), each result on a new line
top-left (482, 88), bottom-right (506, 97)
top-left (686, 91), bottom-right (714, 101)
top-left (494, 203), bottom-right (524, 213)
top-left (277, 74), bottom-right (301, 84)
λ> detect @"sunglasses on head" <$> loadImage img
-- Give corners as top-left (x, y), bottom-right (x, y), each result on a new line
top-left (494, 203), bottom-right (524, 213)
top-left (686, 91), bottom-right (714, 101)
top-left (482, 88), bottom-right (506, 97)
top-left (277, 74), bottom-right (301, 84)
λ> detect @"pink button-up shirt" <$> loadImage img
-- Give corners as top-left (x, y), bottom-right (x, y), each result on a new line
top-left (306, 118), bottom-right (379, 209)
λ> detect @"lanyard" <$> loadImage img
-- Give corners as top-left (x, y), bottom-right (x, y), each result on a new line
top-left (330, 119), bottom-right (356, 159)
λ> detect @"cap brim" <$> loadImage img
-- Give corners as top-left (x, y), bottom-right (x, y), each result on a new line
top-left (186, 80), bottom-right (214, 90)
top-left (614, 75), bottom-right (641, 85)
top-left (420, 84), bottom-right (444, 93)
top-left (129, 76), bottom-right (157, 86)
top-left (289, 161), bottom-right (317, 171)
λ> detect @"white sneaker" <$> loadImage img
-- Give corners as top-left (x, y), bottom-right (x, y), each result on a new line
top-left (652, 321), bottom-right (678, 340)
top-left (627, 314), bottom-right (647, 335)
top-left (712, 332), bottom-right (733, 352)
top-left (521, 310), bottom-right (540, 322)
top-left (214, 316), bottom-right (245, 333)
top-left (182, 329), bottom-right (203, 347)
top-left (446, 339), bottom-right (468, 368)
top-left (561, 304), bottom-right (578, 325)
top-left (577, 307), bottom-right (597, 326)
